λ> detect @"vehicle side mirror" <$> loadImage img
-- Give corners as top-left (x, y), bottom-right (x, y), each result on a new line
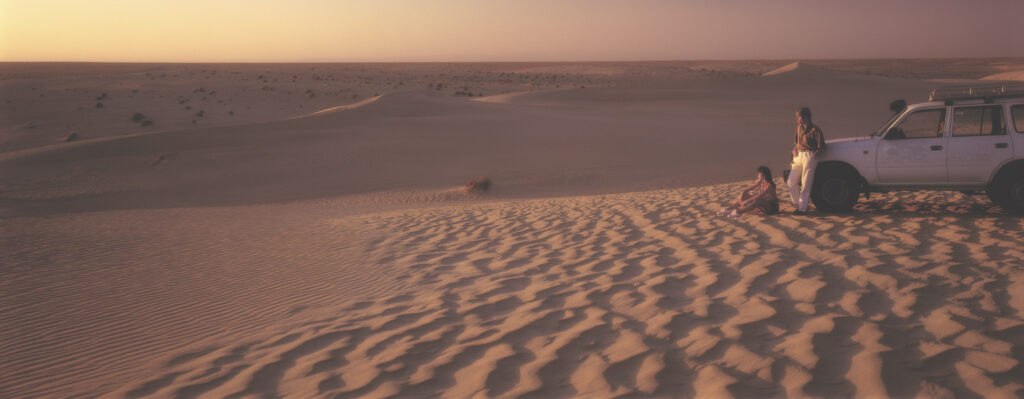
top-left (889, 100), bottom-right (907, 113)
top-left (885, 128), bottom-right (905, 140)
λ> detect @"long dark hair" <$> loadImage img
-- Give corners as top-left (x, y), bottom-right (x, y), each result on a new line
top-left (798, 107), bottom-right (812, 122)
top-left (757, 166), bottom-right (775, 187)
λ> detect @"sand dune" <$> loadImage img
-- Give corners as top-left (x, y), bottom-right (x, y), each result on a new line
top-left (294, 95), bottom-right (384, 118)
top-left (5, 183), bottom-right (1021, 398)
top-left (982, 70), bottom-right (1024, 81)
top-left (3, 61), bottom-right (1023, 398)
top-left (761, 62), bottom-right (806, 76)
top-left (2, 67), bottom-right (934, 217)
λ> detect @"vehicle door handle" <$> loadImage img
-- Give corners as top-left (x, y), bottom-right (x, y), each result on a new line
top-left (996, 143), bottom-right (1008, 149)
top-left (930, 145), bottom-right (943, 151)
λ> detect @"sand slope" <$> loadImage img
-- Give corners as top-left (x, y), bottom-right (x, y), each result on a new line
top-left (2, 67), bottom-right (934, 217)
top-left (4, 183), bottom-right (1023, 398)
top-left (982, 70), bottom-right (1024, 82)
top-left (3, 62), bottom-right (1024, 398)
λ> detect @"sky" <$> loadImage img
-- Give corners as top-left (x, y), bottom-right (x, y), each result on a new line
top-left (1, 0), bottom-right (1022, 62)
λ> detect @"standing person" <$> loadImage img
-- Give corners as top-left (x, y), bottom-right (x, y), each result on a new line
top-left (788, 107), bottom-right (825, 215)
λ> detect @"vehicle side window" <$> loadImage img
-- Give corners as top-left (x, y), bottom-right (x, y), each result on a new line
top-left (1013, 105), bottom-right (1024, 133)
top-left (887, 109), bottom-right (946, 139)
top-left (952, 105), bottom-right (1005, 137)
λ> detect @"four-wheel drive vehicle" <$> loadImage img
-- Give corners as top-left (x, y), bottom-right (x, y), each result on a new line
top-left (811, 85), bottom-right (1024, 213)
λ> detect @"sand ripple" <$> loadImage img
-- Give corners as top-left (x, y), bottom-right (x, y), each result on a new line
top-left (4, 182), bottom-right (1024, 398)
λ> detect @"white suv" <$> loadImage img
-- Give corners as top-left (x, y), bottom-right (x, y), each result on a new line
top-left (811, 85), bottom-right (1024, 213)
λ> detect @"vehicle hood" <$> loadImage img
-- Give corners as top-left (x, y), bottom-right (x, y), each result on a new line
top-left (820, 136), bottom-right (875, 158)
top-left (827, 136), bottom-right (871, 145)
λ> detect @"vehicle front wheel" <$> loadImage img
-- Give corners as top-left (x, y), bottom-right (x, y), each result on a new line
top-left (811, 169), bottom-right (859, 213)
top-left (989, 169), bottom-right (1024, 214)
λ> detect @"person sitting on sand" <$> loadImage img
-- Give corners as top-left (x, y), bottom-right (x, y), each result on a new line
top-left (719, 166), bottom-right (780, 218)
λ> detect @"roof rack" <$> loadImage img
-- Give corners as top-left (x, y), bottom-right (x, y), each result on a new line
top-left (929, 84), bottom-right (1024, 102)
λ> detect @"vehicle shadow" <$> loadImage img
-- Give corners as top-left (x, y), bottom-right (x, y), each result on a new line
top-left (850, 200), bottom-right (1012, 217)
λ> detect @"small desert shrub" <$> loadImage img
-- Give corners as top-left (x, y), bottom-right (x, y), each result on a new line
top-left (65, 132), bottom-right (79, 142)
top-left (462, 177), bottom-right (492, 194)
top-left (196, 110), bottom-right (204, 117)
top-left (149, 153), bottom-right (168, 167)
top-left (141, 120), bottom-right (154, 127)
top-left (95, 102), bottom-right (104, 108)
top-left (132, 112), bottom-right (145, 122)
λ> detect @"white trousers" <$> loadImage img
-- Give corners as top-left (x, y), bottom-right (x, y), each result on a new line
top-left (788, 151), bottom-right (817, 212)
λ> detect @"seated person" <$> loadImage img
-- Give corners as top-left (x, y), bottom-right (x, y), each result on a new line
top-left (719, 166), bottom-right (780, 218)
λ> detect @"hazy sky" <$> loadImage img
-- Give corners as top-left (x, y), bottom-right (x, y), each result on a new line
top-left (2, 0), bottom-right (1022, 62)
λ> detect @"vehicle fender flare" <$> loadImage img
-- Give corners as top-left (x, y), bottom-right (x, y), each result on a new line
top-left (989, 159), bottom-right (1024, 186)
top-left (814, 160), bottom-right (868, 192)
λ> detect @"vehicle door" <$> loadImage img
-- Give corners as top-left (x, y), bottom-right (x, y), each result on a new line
top-left (1012, 104), bottom-right (1024, 157)
top-left (947, 104), bottom-right (1013, 184)
top-left (876, 107), bottom-right (948, 184)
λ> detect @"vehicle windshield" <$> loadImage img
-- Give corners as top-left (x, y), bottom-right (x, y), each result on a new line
top-left (871, 112), bottom-right (902, 137)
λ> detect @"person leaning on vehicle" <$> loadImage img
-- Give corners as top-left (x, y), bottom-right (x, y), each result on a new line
top-left (788, 107), bottom-right (824, 215)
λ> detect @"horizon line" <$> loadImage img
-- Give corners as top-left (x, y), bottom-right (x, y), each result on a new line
top-left (3, 55), bottom-right (1024, 65)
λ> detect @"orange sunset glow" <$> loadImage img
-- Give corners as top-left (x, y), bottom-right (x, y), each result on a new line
top-left (3, 0), bottom-right (1022, 62)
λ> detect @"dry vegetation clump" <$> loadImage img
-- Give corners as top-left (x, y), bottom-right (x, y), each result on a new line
top-left (149, 153), bottom-right (170, 167)
top-left (130, 112), bottom-right (154, 127)
top-left (65, 131), bottom-right (79, 142)
top-left (462, 177), bottom-right (492, 194)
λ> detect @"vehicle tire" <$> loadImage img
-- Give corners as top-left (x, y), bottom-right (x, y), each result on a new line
top-left (989, 168), bottom-right (1024, 214)
top-left (986, 187), bottom-right (1008, 209)
top-left (811, 168), bottom-right (859, 213)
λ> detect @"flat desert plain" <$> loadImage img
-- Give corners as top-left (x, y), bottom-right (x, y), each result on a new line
top-left (3, 60), bottom-right (1024, 398)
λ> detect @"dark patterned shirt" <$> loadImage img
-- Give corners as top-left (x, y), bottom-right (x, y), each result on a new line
top-left (795, 123), bottom-right (824, 153)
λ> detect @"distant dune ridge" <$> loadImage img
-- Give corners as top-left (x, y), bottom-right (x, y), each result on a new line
top-left (761, 61), bottom-right (807, 76)
top-left (982, 70), bottom-right (1024, 81)
top-left (2, 60), bottom-right (1024, 398)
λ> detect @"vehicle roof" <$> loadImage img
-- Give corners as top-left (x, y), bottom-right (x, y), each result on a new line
top-left (906, 101), bottom-right (945, 110)
top-left (907, 97), bottom-right (1024, 111)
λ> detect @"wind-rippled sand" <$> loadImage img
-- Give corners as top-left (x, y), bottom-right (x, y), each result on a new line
top-left (3, 61), bottom-right (1024, 398)
top-left (6, 183), bottom-right (1022, 398)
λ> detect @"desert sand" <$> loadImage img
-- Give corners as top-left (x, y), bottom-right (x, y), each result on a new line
top-left (2, 60), bottom-right (1024, 398)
